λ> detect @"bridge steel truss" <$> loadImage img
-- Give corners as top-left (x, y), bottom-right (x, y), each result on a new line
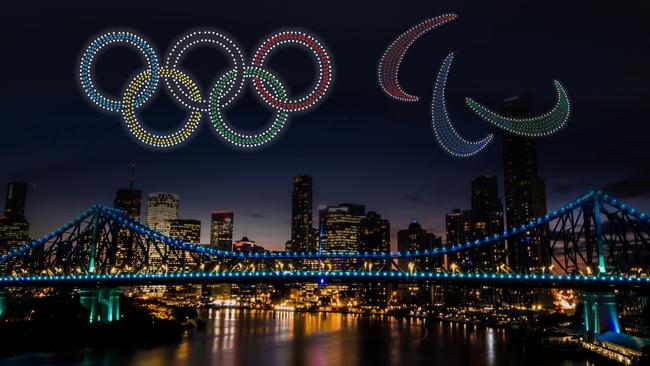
top-left (0, 190), bottom-right (649, 291)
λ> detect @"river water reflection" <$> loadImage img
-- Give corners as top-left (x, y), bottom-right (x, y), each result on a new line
top-left (4, 309), bottom-right (602, 366)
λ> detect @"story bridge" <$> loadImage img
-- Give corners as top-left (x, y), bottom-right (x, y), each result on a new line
top-left (0, 190), bottom-right (648, 336)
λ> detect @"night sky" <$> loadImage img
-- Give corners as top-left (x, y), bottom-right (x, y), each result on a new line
top-left (1, 1), bottom-right (649, 250)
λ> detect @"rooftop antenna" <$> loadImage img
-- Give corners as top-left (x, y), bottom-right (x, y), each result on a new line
top-left (129, 163), bottom-right (136, 189)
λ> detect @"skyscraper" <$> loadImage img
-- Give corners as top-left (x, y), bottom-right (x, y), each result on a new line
top-left (114, 164), bottom-right (142, 220)
top-left (397, 221), bottom-right (443, 272)
top-left (360, 211), bottom-right (390, 255)
top-left (502, 96), bottom-right (549, 273)
top-left (3, 182), bottom-right (27, 221)
top-left (169, 218), bottom-right (202, 270)
top-left (445, 209), bottom-right (465, 271)
top-left (146, 192), bottom-right (179, 236)
top-left (113, 166), bottom-right (142, 267)
top-left (0, 182), bottom-right (30, 256)
top-left (469, 176), bottom-right (505, 272)
top-left (291, 175), bottom-right (313, 253)
top-left (168, 218), bottom-right (202, 301)
top-left (320, 203), bottom-right (365, 270)
top-left (169, 219), bottom-right (201, 244)
top-left (115, 189), bottom-right (142, 221)
top-left (471, 176), bottom-right (502, 213)
top-left (210, 211), bottom-right (234, 251)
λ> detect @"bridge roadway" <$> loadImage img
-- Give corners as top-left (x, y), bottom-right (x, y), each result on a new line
top-left (1, 270), bottom-right (649, 291)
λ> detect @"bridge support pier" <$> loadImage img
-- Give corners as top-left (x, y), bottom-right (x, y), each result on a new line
top-left (79, 287), bottom-right (120, 324)
top-left (0, 288), bottom-right (7, 321)
top-left (582, 292), bottom-right (620, 337)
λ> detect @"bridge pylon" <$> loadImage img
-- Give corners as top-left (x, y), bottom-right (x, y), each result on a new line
top-left (0, 288), bottom-right (7, 321)
top-left (582, 291), bottom-right (620, 338)
top-left (79, 287), bottom-right (120, 324)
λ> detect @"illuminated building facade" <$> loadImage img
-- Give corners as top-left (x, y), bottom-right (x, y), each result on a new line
top-left (169, 219), bottom-right (201, 244)
top-left (210, 211), bottom-right (234, 251)
top-left (319, 203), bottom-right (365, 270)
top-left (146, 192), bottom-right (179, 269)
top-left (146, 192), bottom-right (179, 235)
top-left (167, 218), bottom-right (202, 302)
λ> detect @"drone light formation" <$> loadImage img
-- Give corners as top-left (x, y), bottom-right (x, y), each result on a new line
top-left (377, 14), bottom-right (458, 102)
top-left (377, 13), bottom-right (573, 158)
top-left (431, 53), bottom-right (494, 157)
top-left (122, 68), bottom-right (203, 148)
top-left (163, 30), bottom-right (246, 111)
top-left (251, 31), bottom-right (332, 113)
top-left (78, 29), bottom-right (333, 149)
top-left (209, 66), bottom-right (289, 148)
top-left (79, 31), bottom-right (160, 112)
top-left (465, 80), bottom-right (571, 137)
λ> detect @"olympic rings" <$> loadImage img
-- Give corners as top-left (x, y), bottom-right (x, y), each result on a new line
top-left (80, 31), bottom-right (160, 112)
top-left (123, 68), bottom-right (202, 148)
top-left (209, 66), bottom-right (289, 148)
top-left (79, 29), bottom-right (333, 149)
top-left (251, 31), bottom-right (332, 112)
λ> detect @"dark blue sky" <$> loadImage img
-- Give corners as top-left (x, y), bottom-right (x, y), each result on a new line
top-left (1, 1), bottom-right (649, 249)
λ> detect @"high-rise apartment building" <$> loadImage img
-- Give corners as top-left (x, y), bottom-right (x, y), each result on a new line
top-left (210, 211), bottom-right (234, 251)
top-left (291, 176), bottom-right (313, 253)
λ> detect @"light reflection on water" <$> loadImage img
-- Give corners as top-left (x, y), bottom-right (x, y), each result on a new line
top-left (2, 309), bottom-right (599, 366)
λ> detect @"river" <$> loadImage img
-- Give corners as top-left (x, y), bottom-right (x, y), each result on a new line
top-left (3, 309), bottom-right (604, 366)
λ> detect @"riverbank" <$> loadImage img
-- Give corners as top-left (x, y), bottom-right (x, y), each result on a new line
top-left (0, 294), bottom-right (198, 356)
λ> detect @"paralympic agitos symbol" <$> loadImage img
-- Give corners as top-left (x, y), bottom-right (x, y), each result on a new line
top-left (378, 14), bottom-right (571, 158)
top-left (79, 29), bottom-right (332, 149)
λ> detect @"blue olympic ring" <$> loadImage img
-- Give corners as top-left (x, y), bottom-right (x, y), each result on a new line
top-left (79, 31), bottom-right (160, 112)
